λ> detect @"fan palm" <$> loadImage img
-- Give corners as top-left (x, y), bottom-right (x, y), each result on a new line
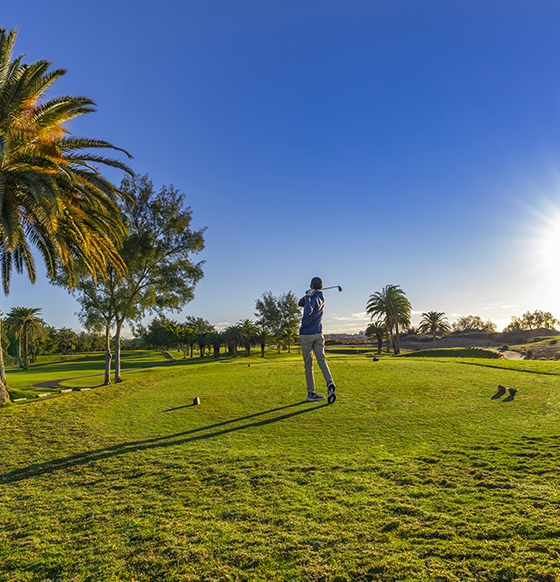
top-left (418, 311), bottom-right (451, 348)
top-left (366, 284), bottom-right (411, 354)
top-left (0, 28), bottom-right (133, 404)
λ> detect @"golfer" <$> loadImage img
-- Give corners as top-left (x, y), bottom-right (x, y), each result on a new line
top-left (298, 277), bottom-right (337, 403)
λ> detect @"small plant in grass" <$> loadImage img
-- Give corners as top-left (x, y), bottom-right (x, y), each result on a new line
top-left (502, 344), bottom-right (509, 351)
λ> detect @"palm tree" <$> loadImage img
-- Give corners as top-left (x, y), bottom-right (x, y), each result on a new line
top-left (418, 311), bottom-right (451, 348)
top-left (223, 325), bottom-right (246, 357)
top-left (196, 332), bottom-right (209, 357)
top-left (5, 309), bottom-right (24, 367)
top-left (365, 319), bottom-right (387, 354)
top-left (254, 327), bottom-right (272, 358)
top-left (279, 326), bottom-right (298, 353)
top-left (238, 319), bottom-right (256, 357)
top-left (206, 332), bottom-right (224, 358)
top-left (0, 28), bottom-right (132, 404)
top-left (366, 284), bottom-right (411, 354)
top-left (5, 307), bottom-right (44, 369)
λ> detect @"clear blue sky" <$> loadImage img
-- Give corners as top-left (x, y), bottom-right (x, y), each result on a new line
top-left (3, 1), bottom-right (560, 333)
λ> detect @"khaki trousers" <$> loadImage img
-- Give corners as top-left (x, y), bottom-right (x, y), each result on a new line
top-left (299, 333), bottom-right (333, 394)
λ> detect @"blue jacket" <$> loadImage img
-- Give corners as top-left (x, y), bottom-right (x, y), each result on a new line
top-left (298, 291), bottom-right (325, 335)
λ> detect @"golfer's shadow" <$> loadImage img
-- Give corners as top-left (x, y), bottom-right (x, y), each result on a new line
top-left (0, 401), bottom-right (326, 484)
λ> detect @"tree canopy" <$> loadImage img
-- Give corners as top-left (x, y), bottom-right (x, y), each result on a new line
top-left (503, 310), bottom-right (559, 332)
top-left (418, 311), bottom-right (451, 348)
top-left (70, 174), bottom-right (206, 383)
top-left (0, 28), bottom-right (132, 405)
top-left (452, 315), bottom-right (497, 333)
top-left (255, 291), bottom-right (300, 337)
top-left (366, 284), bottom-right (411, 354)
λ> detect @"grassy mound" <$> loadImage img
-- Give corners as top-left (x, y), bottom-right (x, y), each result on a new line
top-left (1, 352), bottom-right (560, 581)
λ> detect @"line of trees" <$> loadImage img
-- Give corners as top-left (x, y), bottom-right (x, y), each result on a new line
top-left (365, 284), bottom-right (559, 354)
top-left (137, 291), bottom-right (302, 359)
top-left (1, 307), bottom-right (110, 367)
top-left (503, 311), bottom-right (559, 332)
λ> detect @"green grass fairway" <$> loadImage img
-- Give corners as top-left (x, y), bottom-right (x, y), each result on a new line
top-left (1, 351), bottom-right (560, 581)
top-left (4, 351), bottom-right (172, 399)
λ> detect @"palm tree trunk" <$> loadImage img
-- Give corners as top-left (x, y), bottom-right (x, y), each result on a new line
top-left (104, 325), bottom-right (112, 385)
top-left (16, 337), bottom-right (22, 368)
top-left (261, 342), bottom-right (265, 357)
top-left (394, 323), bottom-right (400, 354)
top-left (114, 320), bottom-right (123, 383)
top-left (0, 314), bottom-right (9, 405)
top-left (23, 322), bottom-right (29, 369)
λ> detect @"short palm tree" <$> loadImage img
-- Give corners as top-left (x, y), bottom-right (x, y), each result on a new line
top-left (418, 311), bottom-right (451, 348)
top-left (5, 307), bottom-right (45, 369)
top-left (238, 319), bottom-right (256, 357)
top-left (279, 326), bottom-right (298, 353)
top-left (206, 331), bottom-right (224, 358)
top-left (223, 325), bottom-right (245, 357)
top-left (365, 319), bottom-right (387, 354)
top-left (0, 28), bottom-right (133, 404)
top-left (366, 284), bottom-right (411, 354)
top-left (254, 327), bottom-right (272, 358)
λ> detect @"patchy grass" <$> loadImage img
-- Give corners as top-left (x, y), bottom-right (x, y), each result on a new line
top-left (1, 352), bottom-right (560, 581)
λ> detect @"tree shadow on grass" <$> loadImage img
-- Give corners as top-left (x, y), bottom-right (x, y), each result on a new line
top-left (0, 401), bottom-right (326, 484)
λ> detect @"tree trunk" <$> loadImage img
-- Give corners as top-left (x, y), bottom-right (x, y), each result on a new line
top-left (114, 321), bottom-right (123, 383)
top-left (16, 337), bottom-right (22, 368)
top-left (393, 323), bottom-right (400, 354)
top-left (0, 316), bottom-right (10, 405)
top-left (433, 333), bottom-right (437, 348)
top-left (246, 346), bottom-right (251, 357)
top-left (377, 338), bottom-right (382, 354)
top-left (104, 325), bottom-right (112, 385)
top-left (23, 323), bottom-right (29, 370)
top-left (261, 342), bottom-right (265, 357)
top-left (214, 345), bottom-right (220, 358)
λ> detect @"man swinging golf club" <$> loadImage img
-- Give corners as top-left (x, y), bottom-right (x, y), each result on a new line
top-left (298, 277), bottom-right (337, 404)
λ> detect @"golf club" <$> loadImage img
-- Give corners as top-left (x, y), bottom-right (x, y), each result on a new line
top-left (306, 285), bottom-right (342, 295)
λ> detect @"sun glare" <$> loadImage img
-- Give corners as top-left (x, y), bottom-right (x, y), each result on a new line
top-left (533, 208), bottom-right (560, 305)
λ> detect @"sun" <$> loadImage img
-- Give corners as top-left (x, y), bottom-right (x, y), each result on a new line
top-left (533, 209), bottom-right (560, 299)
